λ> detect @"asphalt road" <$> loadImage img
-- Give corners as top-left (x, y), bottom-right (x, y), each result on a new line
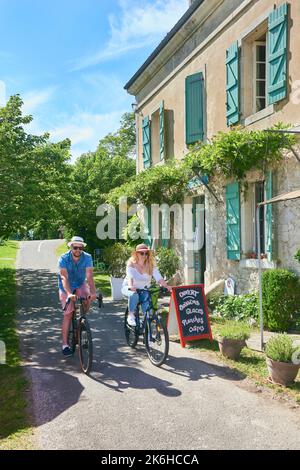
top-left (17, 240), bottom-right (300, 450)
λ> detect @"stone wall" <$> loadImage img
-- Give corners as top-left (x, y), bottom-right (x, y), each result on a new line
top-left (202, 148), bottom-right (300, 294)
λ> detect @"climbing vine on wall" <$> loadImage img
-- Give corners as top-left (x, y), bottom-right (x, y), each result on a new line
top-left (107, 124), bottom-right (296, 206)
top-left (184, 123), bottom-right (296, 183)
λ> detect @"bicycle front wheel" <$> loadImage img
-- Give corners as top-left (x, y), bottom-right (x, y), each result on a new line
top-left (145, 315), bottom-right (169, 367)
top-left (68, 316), bottom-right (77, 354)
top-left (124, 308), bottom-right (139, 348)
top-left (78, 318), bottom-right (93, 374)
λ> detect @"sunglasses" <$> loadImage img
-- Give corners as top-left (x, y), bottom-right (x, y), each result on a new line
top-left (72, 246), bottom-right (84, 251)
top-left (138, 251), bottom-right (149, 256)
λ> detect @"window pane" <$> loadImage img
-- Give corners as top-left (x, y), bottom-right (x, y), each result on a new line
top-left (256, 63), bottom-right (266, 79)
top-left (256, 45), bottom-right (266, 62)
top-left (256, 81), bottom-right (266, 98)
top-left (256, 97), bottom-right (266, 111)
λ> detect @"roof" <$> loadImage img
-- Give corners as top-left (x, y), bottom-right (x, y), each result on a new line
top-left (124, 0), bottom-right (205, 91)
top-left (258, 189), bottom-right (300, 206)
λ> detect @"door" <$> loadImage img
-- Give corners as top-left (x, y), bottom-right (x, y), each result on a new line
top-left (193, 196), bottom-right (206, 284)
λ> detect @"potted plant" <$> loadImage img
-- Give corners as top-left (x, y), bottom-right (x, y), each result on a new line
top-left (103, 243), bottom-right (131, 300)
top-left (217, 321), bottom-right (251, 360)
top-left (265, 334), bottom-right (300, 386)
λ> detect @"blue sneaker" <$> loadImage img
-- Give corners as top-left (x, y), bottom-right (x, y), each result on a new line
top-left (62, 346), bottom-right (72, 357)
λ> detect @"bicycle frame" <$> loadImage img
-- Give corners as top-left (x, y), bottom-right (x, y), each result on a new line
top-left (124, 286), bottom-right (170, 366)
top-left (134, 289), bottom-right (159, 336)
top-left (64, 293), bottom-right (94, 374)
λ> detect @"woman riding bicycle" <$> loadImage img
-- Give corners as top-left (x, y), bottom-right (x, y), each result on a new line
top-left (121, 243), bottom-right (172, 327)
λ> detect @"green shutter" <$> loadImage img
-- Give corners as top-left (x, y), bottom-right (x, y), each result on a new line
top-left (268, 3), bottom-right (288, 105)
top-left (265, 171), bottom-right (273, 261)
top-left (185, 72), bottom-right (204, 144)
top-left (226, 182), bottom-right (241, 260)
top-left (159, 101), bottom-right (165, 161)
top-left (226, 41), bottom-right (240, 126)
top-left (142, 116), bottom-right (151, 168)
top-left (144, 207), bottom-right (152, 247)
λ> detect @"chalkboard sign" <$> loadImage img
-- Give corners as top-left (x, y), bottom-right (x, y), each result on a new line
top-left (168, 284), bottom-right (212, 347)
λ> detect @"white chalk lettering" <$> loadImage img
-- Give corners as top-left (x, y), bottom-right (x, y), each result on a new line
top-left (179, 289), bottom-right (198, 298)
top-left (189, 325), bottom-right (205, 334)
top-left (182, 316), bottom-right (204, 327)
top-left (179, 299), bottom-right (200, 311)
top-left (186, 308), bottom-right (204, 315)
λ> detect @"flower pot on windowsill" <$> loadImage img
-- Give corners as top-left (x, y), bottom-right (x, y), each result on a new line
top-left (266, 357), bottom-right (300, 386)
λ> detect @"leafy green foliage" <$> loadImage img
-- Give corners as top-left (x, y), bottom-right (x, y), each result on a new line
top-left (107, 162), bottom-right (189, 206)
top-left (0, 95), bottom-right (72, 239)
top-left (215, 294), bottom-right (258, 321)
top-left (107, 124), bottom-right (295, 209)
top-left (102, 243), bottom-right (132, 278)
top-left (265, 334), bottom-right (297, 362)
top-left (184, 124), bottom-right (296, 184)
top-left (294, 249), bottom-right (300, 264)
top-left (65, 113), bottom-right (136, 251)
top-left (0, 242), bottom-right (32, 445)
top-left (218, 320), bottom-right (251, 340)
top-left (262, 269), bottom-right (300, 332)
top-left (155, 247), bottom-right (180, 281)
top-left (122, 214), bottom-right (143, 247)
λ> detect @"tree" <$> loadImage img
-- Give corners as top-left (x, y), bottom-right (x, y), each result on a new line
top-left (0, 95), bottom-right (72, 238)
top-left (65, 112), bottom-right (136, 250)
top-left (96, 112), bottom-right (136, 159)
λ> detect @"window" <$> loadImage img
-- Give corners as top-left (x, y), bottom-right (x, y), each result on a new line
top-left (241, 24), bottom-right (268, 119)
top-left (241, 178), bottom-right (273, 258)
top-left (253, 36), bottom-right (267, 113)
top-left (142, 102), bottom-right (165, 168)
top-left (255, 181), bottom-right (265, 253)
top-left (240, 3), bottom-right (288, 121)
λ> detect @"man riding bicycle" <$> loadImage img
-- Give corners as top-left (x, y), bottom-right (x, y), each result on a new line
top-left (58, 236), bottom-right (97, 357)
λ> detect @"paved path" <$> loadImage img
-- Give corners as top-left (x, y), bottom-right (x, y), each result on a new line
top-left (17, 240), bottom-right (300, 450)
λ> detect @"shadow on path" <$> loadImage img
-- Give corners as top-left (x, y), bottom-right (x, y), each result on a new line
top-left (16, 268), bottom-right (245, 435)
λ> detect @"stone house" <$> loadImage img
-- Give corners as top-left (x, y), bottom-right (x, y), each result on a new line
top-left (124, 0), bottom-right (300, 293)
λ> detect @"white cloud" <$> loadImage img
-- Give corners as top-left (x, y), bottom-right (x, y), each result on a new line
top-left (22, 86), bottom-right (57, 115)
top-left (71, 0), bottom-right (187, 70)
top-left (49, 110), bottom-right (126, 160)
top-left (25, 109), bottom-right (125, 161)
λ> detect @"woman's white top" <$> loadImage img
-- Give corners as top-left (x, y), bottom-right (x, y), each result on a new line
top-left (123, 265), bottom-right (163, 289)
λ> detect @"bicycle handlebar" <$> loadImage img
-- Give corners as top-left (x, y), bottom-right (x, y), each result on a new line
top-left (63, 291), bottom-right (104, 311)
top-left (135, 286), bottom-right (171, 296)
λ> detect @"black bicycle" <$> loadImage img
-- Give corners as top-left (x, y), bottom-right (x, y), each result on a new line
top-left (124, 286), bottom-right (170, 367)
top-left (65, 291), bottom-right (103, 374)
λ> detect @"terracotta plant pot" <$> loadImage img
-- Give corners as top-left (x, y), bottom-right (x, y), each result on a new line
top-left (218, 337), bottom-right (246, 360)
top-left (266, 357), bottom-right (300, 386)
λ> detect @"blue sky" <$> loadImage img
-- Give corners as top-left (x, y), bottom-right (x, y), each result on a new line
top-left (0, 0), bottom-right (187, 160)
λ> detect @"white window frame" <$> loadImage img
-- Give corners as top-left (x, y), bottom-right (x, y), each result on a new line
top-left (252, 38), bottom-right (268, 115)
top-left (241, 181), bottom-right (267, 258)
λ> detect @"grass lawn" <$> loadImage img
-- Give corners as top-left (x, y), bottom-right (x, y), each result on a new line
top-left (94, 272), bottom-right (111, 298)
top-left (0, 241), bottom-right (34, 449)
top-left (187, 319), bottom-right (300, 404)
top-left (56, 240), bottom-right (68, 258)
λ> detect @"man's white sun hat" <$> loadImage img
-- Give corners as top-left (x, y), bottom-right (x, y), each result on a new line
top-left (67, 236), bottom-right (87, 248)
